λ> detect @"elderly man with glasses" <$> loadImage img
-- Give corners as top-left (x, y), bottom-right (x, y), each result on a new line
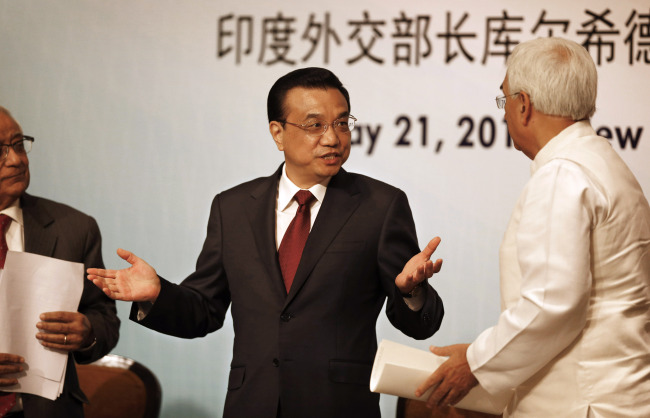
top-left (0, 106), bottom-right (120, 418)
top-left (88, 67), bottom-right (445, 418)
top-left (417, 37), bottom-right (650, 417)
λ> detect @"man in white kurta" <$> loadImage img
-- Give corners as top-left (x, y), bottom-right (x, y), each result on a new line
top-left (417, 37), bottom-right (650, 417)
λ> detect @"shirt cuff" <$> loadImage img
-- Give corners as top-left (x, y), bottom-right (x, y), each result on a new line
top-left (402, 286), bottom-right (425, 311)
top-left (137, 301), bottom-right (153, 321)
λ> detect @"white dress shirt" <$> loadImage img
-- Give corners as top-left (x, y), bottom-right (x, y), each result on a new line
top-left (0, 199), bottom-right (24, 412)
top-left (1, 200), bottom-right (24, 252)
top-left (276, 164), bottom-right (328, 250)
top-left (277, 165), bottom-right (424, 310)
top-left (467, 121), bottom-right (650, 417)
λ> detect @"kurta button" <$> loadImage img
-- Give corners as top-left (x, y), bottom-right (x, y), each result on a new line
top-left (273, 358), bottom-right (279, 367)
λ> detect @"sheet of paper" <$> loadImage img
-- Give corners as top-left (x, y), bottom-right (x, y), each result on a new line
top-left (0, 251), bottom-right (84, 400)
top-left (370, 339), bottom-right (512, 414)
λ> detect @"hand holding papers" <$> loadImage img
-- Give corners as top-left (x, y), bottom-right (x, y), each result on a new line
top-left (0, 251), bottom-right (84, 400)
top-left (370, 340), bottom-right (511, 414)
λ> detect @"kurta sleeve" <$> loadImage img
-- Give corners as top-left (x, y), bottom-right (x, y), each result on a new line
top-left (467, 159), bottom-right (607, 394)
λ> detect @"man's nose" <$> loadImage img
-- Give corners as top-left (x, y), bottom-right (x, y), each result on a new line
top-left (4, 146), bottom-right (23, 165)
top-left (319, 124), bottom-right (340, 146)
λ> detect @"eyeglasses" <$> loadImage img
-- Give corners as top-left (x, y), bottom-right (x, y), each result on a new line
top-left (495, 92), bottom-right (520, 109)
top-left (282, 115), bottom-right (357, 137)
top-left (1, 136), bottom-right (34, 160)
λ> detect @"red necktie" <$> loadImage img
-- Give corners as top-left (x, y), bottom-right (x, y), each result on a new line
top-left (0, 214), bottom-right (11, 268)
top-left (0, 214), bottom-right (16, 416)
top-left (278, 190), bottom-right (315, 293)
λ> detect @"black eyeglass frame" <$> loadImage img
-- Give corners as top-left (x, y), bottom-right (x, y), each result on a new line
top-left (0, 135), bottom-right (34, 160)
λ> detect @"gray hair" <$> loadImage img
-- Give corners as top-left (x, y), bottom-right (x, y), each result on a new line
top-left (506, 37), bottom-right (597, 121)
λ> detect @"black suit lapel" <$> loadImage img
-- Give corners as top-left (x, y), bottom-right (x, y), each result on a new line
top-left (248, 167), bottom-right (287, 298)
top-left (285, 169), bottom-right (361, 305)
top-left (21, 194), bottom-right (57, 257)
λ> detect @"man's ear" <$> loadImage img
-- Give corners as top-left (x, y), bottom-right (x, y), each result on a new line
top-left (518, 91), bottom-right (533, 126)
top-left (269, 121), bottom-right (284, 151)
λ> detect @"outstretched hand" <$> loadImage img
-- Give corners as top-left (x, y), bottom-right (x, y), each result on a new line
top-left (87, 248), bottom-right (161, 303)
top-left (395, 237), bottom-right (443, 294)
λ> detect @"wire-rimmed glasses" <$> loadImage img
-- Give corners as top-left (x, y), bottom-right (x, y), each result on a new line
top-left (282, 115), bottom-right (357, 137)
top-left (495, 93), bottom-right (520, 109)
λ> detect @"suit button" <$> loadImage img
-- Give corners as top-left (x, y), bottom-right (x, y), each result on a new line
top-left (280, 313), bottom-right (292, 322)
top-left (423, 313), bottom-right (430, 323)
top-left (273, 358), bottom-right (280, 367)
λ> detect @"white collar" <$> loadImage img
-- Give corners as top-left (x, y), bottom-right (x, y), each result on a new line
top-left (0, 199), bottom-right (23, 226)
top-left (278, 164), bottom-right (328, 211)
top-left (530, 120), bottom-right (595, 175)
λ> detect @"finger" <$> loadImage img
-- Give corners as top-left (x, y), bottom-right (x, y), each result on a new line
top-left (0, 354), bottom-right (24, 363)
top-left (89, 276), bottom-right (113, 293)
top-left (415, 379), bottom-right (432, 398)
top-left (36, 320), bottom-right (69, 333)
top-left (34, 331), bottom-right (55, 343)
top-left (412, 261), bottom-right (433, 282)
top-left (445, 390), bottom-right (464, 407)
top-left (0, 377), bottom-right (20, 386)
top-left (38, 340), bottom-right (75, 351)
top-left (87, 275), bottom-right (106, 286)
top-left (36, 332), bottom-right (77, 350)
top-left (0, 364), bottom-right (23, 374)
top-left (420, 237), bottom-right (441, 260)
top-left (443, 384), bottom-right (468, 407)
top-left (86, 268), bottom-right (118, 279)
top-left (431, 386), bottom-right (453, 408)
top-left (39, 311), bottom-right (75, 323)
top-left (422, 261), bottom-right (434, 279)
top-left (432, 259), bottom-right (443, 273)
top-left (415, 371), bottom-right (440, 398)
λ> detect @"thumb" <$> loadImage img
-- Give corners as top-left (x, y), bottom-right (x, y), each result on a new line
top-left (430, 345), bottom-right (449, 356)
top-left (116, 248), bottom-right (137, 265)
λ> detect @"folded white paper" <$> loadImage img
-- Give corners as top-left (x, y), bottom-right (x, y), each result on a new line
top-left (0, 251), bottom-right (84, 400)
top-left (370, 339), bottom-right (511, 414)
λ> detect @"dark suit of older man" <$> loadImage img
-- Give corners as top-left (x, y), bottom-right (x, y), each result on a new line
top-left (0, 106), bottom-right (119, 418)
top-left (19, 194), bottom-right (120, 417)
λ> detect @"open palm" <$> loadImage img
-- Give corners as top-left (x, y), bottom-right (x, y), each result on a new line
top-left (87, 248), bottom-right (161, 303)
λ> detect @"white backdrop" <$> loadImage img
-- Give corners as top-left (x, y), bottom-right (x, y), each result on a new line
top-left (1, 1), bottom-right (648, 416)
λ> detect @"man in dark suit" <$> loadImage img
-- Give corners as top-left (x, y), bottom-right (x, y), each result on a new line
top-left (0, 106), bottom-right (120, 418)
top-left (88, 68), bottom-right (444, 417)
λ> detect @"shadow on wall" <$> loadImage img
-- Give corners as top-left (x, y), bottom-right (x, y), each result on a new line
top-left (162, 402), bottom-right (215, 418)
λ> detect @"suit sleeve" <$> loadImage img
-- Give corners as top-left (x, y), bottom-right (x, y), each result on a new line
top-left (73, 216), bottom-right (120, 364)
top-left (129, 194), bottom-right (231, 338)
top-left (379, 190), bottom-right (444, 339)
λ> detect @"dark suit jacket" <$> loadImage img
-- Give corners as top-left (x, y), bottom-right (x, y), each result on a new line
top-left (132, 166), bottom-right (444, 418)
top-left (17, 194), bottom-right (120, 418)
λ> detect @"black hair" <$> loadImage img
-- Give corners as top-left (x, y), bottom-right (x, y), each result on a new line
top-left (267, 67), bottom-right (351, 123)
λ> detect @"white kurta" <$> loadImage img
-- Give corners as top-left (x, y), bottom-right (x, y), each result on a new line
top-left (466, 121), bottom-right (650, 417)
